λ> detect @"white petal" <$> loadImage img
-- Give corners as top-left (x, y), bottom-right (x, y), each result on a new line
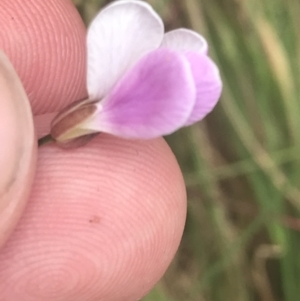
top-left (87, 0), bottom-right (164, 100)
top-left (161, 28), bottom-right (208, 54)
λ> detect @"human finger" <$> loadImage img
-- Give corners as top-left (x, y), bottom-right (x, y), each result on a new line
top-left (0, 51), bottom-right (36, 249)
top-left (0, 135), bottom-right (187, 301)
top-left (0, 0), bottom-right (87, 115)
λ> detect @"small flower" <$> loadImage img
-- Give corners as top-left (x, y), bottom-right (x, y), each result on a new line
top-left (49, 0), bottom-right (222, 146)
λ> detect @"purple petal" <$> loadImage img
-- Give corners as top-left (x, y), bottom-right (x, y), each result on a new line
top-left (184, 52), bottom-right (222, 126)
top-left (87, 49), bottom-right (196, 139)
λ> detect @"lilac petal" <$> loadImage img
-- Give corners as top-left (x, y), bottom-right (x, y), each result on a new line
top-left (184, 52), bottom-right (222, 126)
top-left (85, 49), bottom-right (196, 139)
top-left (161, 28), bottom-right (208, 55)
top-left (87, 0), bottom-right (164, 100)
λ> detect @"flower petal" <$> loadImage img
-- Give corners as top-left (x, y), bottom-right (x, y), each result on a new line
top-left (87, 0), bottom-right (164, 100)
top-left (184, 52), bottom-right (222, 126)
top-left (161, 28), bottom-right (208, 54)
top-left (85, 49), bottom-right (196, 139)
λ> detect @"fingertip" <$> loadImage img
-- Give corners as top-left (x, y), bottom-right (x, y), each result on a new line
top-left (0, 135), bottom-right (186, 300)
top-left (0, 51), bottom-right (36, 249)
top-left (0, 0), bottom-right (87, 114)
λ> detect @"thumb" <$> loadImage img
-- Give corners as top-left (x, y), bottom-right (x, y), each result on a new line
top-left (0, 51), bottom-right (36, 249)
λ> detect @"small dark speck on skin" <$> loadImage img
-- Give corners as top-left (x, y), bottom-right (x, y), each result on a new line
top-left (89, 215), bottom-right (101, 224)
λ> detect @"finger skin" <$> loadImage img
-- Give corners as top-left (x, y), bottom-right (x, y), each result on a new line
top-left (0, 51), bottom-right (36, 249)
top-left (0, 136), bottom-right (187, 301)
top-left (0, 0), bottom-right (188, 300)
top-left (0, 0), bottom-right (87, 115)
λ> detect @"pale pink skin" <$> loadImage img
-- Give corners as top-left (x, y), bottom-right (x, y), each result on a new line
top-left (0, 51), bottom-right (36, 250)
top-left (0, 1), bottom-right (187, 301)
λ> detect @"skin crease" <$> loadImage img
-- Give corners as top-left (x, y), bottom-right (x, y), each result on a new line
top-left (0, 1), bottom-right (187, 301)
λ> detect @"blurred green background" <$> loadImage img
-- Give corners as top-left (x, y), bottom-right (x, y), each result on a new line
top-left (73, 0), bottom-right (300, 300)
